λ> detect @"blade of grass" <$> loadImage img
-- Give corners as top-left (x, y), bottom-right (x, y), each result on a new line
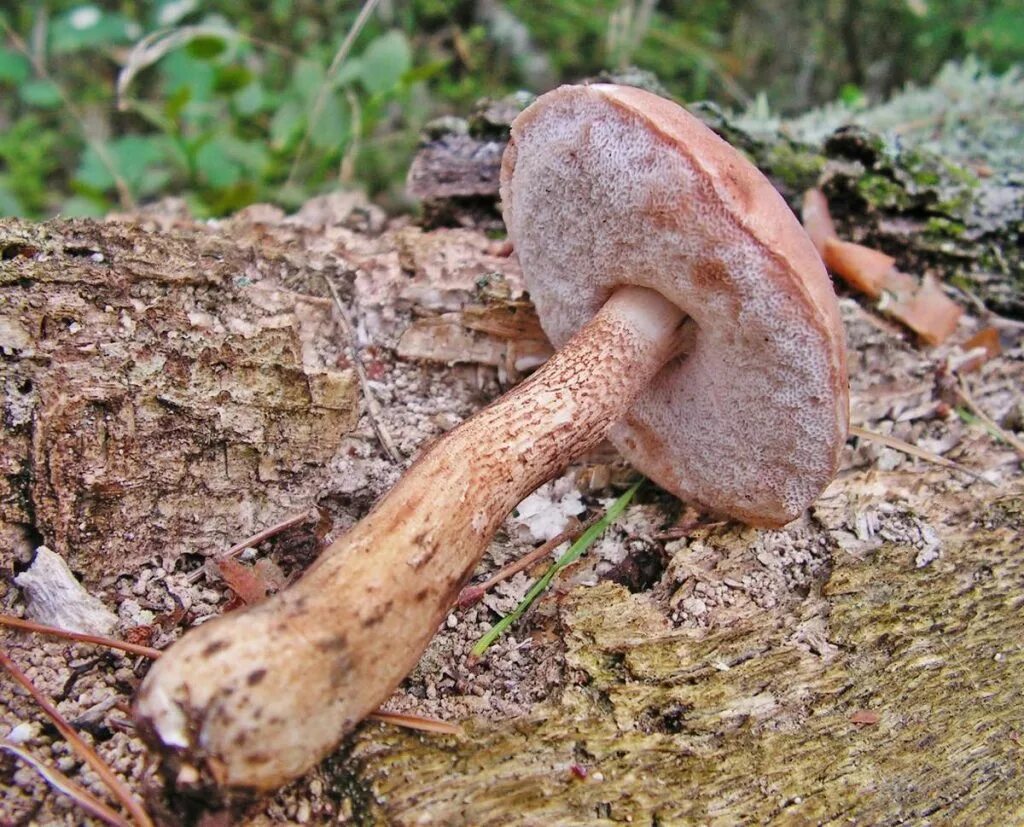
top-left (472, 480), bottom-right (642, 658)
top-left (457, 514), bottom-right (600, 608)
top-left (286, 0), bottom-right (381, 187)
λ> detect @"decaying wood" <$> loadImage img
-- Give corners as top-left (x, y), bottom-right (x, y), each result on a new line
top-left (0, 212), bottom-right (361, 583)
top-left (1, 79), bottom-right (1022, 825)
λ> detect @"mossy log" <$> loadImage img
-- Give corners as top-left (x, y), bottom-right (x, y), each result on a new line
top-left (350, 494), bottom-right (1023, 824)
top-left (1, 77), bottom-right (1022, 826)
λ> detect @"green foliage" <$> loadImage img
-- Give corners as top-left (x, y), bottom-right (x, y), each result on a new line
top-left (0, 1), bottom-right (1020, 219)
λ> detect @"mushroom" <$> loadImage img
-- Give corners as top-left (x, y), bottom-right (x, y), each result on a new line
top-left (134, 84), bottom-right (849, 794)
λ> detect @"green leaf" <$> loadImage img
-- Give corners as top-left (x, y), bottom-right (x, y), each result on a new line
top-left (214, 65), bottom-right (253, 94)
top-left (50, 7), bottom-right (139, 54)
top-left (195, 139), bottom-right (241, 189)
top-left (159, 50), bottom-right (215, 103)
top-left (309, 93), bottom-right (348, 150)
top-left (0, 48), bottom-right (30, 84)
top-left (293, 58), bottom-right (326, 103)
top-left (334, 57), bottom-right (363, 87)
top-left (186, 36), bottom-right (228, 59)
top-left (153, 0), bottom-right (199, 27)
top-left (0, 182), bottom-right (25, 217)
top-left (358, 30), bottom-right (411, 95)
top-left (19, 79), bottom-right (62, 108)
top-left (269, 98), bottom-right (305, 150)
top-left (233, 81), bottom-right (265, 116)
top-left (60, 195), bottom-right (106, 218)
top-left (75, 135), bottom-right (174, 196)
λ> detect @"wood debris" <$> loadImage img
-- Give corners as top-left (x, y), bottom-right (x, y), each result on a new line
top-left (398, 302), bottom-right (552, 381)
top-left (883, 274), bottom-right (964, 345)
top-left (953, 326), bottom-right (1002, 373)
top-left (805, 189), bottom-right (964, 345)
top-left (13, 547), bottom-right (118, 636)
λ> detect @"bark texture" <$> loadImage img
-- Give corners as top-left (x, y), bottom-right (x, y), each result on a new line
top-left (0, 207), bottom-right (360, 584)
top-left (0, 77), bottom-right (1022, 827)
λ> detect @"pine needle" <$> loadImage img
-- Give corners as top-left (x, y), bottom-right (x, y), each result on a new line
top-left (472, 481), bottom-right (642, 657)
top-left (954, 377), bottom-right (1024, 460)
top-left (849, 424), bottom-right (993, 485)
top-left (368, 710), bottom-right (463, 736)
top-left (0, 649), bottom-right (154, 827)
top-left (0, 614), bottom-right (161, 660)
top-left (457, 515), bottom-right (600, 608)
top-left (0, 738), bottom-right (130, 827)
top-left (219, 509), bottom-right (315, 560)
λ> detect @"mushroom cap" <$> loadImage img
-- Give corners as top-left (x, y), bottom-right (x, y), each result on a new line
top-left (500, 84), bottom-right (849, 527)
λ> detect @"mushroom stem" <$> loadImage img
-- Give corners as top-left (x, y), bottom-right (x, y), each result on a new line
top-left (134, 286), bottom-right (685, 792)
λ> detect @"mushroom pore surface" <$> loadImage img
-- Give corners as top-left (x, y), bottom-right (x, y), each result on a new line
top-left (500, 84), bottom-right (849, 526)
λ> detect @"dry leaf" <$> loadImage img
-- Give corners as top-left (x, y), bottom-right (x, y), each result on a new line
top-left (822, 238), bottom-right (898, 298)
top-left (956, 327), bottom-right (1001, 372)
top-left (801, 189), bottom-right (839, 256)
top-left (215, 558), bottom-right (272, 606)
top-left (886, 275), bottom-right (963, 345)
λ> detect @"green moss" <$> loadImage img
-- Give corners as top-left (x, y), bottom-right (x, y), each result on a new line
top-left (925, 216), bottom-right (968, 238)
top-left (764, 142), bottom-right (826, 192)
top-left (856, 173), bottom-right (912, 210)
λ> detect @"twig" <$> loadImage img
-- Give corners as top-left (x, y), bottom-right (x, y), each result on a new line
top-left (1, 19), bottom-right (135, 210)
top-left (367, 710), bottom-right (463, 736)
top-left (849, 424), bottom-right (994, 486)
top-left (0, 615), bottom-right (161, 660)
top-left (457, 515), bottom-right (600, 608)
top-left (286, 0), bottom-right (381, 187)
top-left (339, 86), bottom-right (362, 184)
top-left (954, 377), bottom-right (1024, 460)
top-left (185, 509), bottom-right (317, 583)
top-left (0, 649), bottom-right (154, 827)
top-left (219, 508), bottom-right (314, 560)
top-left (0, 738), bottom-right (130, 827)
top-left (323, 272), bottom-right (403, 463)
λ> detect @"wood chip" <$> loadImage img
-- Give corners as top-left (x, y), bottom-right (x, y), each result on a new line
top-left (822, 238), bottom-right (897, 299)
top-left (13, 547), bottom-right (118, 636)
top-left (801, 189), bottom-right (839, 257)
top-left (956, 326), bottom-right (1002, 372)
top-left (886, 275), bottom-right (963, 345)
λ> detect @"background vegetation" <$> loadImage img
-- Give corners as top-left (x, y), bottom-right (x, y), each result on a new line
top-left (1, 0), bottom-right (1021, 219)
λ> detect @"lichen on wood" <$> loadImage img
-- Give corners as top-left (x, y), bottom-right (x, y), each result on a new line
top-left (349, 492), bottom-right (1023, 825)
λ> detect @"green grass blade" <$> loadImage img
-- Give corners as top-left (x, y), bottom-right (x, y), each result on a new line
top-left (471, 480), bottom-right (643, 658)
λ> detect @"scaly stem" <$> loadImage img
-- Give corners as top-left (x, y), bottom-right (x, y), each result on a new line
top-left (135, 286), bottom-right (685, 791)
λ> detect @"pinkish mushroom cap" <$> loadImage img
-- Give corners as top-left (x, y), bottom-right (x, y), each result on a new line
top-left (500, 84), bottom-right (849, 526)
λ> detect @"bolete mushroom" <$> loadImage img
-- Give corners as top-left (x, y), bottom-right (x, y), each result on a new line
top-left (134, 84), bottom-right (849, 793)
